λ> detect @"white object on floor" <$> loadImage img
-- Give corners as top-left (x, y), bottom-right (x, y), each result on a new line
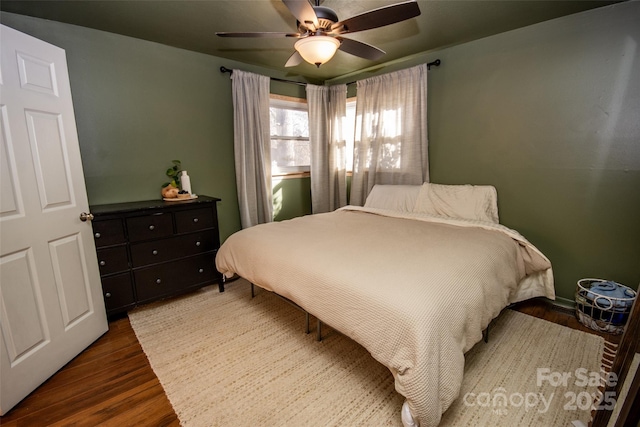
top-left (571, 421), bottom-right (587, 427)
top-left (402, 401), bottom-right (419, 427)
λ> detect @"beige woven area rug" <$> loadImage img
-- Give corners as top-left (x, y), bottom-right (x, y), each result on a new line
top-left (128, 279), bottom-right (605, 427)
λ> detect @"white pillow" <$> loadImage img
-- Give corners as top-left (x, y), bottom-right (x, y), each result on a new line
top-left (413, 183), bottom-right (499, 223)
top-left (364, 185), bottom-right (421, 212)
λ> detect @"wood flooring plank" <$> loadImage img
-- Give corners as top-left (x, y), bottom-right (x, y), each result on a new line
top-left (9, 363), bottom-right (158, 424)
top-left (62, 327), bottom-right (139, 368)
top-left (41, 344), bottom-right (146, 391)
top-left (46, 379), bottom-right (175, 427)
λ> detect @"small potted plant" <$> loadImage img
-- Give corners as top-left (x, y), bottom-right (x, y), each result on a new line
top-left (161, 160), bottom-right (184, 199)
top-left (164, 160), bottom-right (182, 188)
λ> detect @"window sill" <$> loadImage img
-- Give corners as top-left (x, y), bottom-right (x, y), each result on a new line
top-left (272, 172), bottom-right (310, 179)
top-left (272, 171), bottom-right (353, 180)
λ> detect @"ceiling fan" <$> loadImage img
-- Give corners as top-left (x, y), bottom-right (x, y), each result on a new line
top-left (216, 0), bottom-right (421, 68)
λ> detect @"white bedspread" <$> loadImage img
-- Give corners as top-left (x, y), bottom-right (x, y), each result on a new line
top-left (215, 207), bottom-right (554, 426)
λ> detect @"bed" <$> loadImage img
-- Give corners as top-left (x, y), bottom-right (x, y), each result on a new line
top-left (215, 183), bottom-right (555, 427)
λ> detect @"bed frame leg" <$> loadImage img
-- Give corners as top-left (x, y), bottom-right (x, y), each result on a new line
top-left (305, 312), bottom-right (310, 334)
top-left (316, 320), bottom-right (322, 342)
top-left (483, 324), bottom-right (490, 343)
top-left (250, 282), bottom-right (255, 298)
top-left (218, 275), bottom-right (225, 293)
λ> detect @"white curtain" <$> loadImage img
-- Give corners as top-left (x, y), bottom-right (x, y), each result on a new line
top-left (350, 64), bottom-right (429, 206)
top-left (231, 70), bottom-right (273, 228)
top-left (306, 84), bottom-right (348, 213)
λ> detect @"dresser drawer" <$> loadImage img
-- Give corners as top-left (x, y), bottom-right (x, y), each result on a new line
top-left (126, 213), bottom-right (173, 242)
top-left (92, 219), bottom-right (126, 247)
top-left (101, 273), bottom-right (135, 313)
top-left (97, 246), bottom-right (129, 275)
top-left (91, 196), bottom-right (221, 314)
top-left (134, 254), bottom-right (216, 302)
top-left (175, 208), bottom-right (215, 234)
top-left (130, 230), bottom-right (216, 267)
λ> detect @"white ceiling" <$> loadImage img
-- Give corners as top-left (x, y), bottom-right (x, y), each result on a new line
top-left (0, 0), bottom-right (623, 81)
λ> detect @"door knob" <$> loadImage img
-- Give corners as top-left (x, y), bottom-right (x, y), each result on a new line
top-left (79, 212), bottom-right (94, 222)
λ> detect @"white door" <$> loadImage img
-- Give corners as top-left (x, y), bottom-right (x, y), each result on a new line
top-left (0, 25), bottom-right (108, 414)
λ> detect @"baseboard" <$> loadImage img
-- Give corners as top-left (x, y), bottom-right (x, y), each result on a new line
top-left (550, 296), bottom-right (576, 314)
top-left (510, 295), bottom-right (576, 315)
top-left (552, 295), bottom-right (576, 309)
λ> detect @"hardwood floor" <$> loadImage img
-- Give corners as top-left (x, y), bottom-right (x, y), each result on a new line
top-left (0, 298), bottom-right (620, 426)
top-left (0, 316), bottom-right (179, 427)
top-left (510, 297), bottom-right (622, 345)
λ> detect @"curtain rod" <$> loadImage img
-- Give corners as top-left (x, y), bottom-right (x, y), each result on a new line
top-left (344, 59), bottom-right (441, 85)
top-left (220, 59), bottom-right (441, 87)
top-left (219, 66), bottom-right (307, 86)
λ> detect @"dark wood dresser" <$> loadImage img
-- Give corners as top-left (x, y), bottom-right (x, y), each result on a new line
top-left (90, 196), bottom-right (222, 316)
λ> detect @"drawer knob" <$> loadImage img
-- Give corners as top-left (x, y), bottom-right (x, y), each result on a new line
top-left (193, 218), bottom-right (199, 223)
top-left (95, 232), bottom-right (101, 238)
top-left (195, 241), bottom-right (201, 247)
top-left (99, 260), bottom-right (106, 266)
top-left (199, 268), bottom-right (204, 273)
top-left (149, 225), bottom-right (155, 230)
top-left (105, 292), bottom-right (112, 298)
top-left (156, 278), bottom-right (162, 284)
top-left (152, 250), bottom-right (158, 255)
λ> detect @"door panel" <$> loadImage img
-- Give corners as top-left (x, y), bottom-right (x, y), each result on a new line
top-left (0, 105), bottom-right (24, 219)
top-left (16, 51), bottom-right (59, 96)
top-left (25, 110), bottom-right (73, 209)
top-left (0, 249), bottom-right (48, 364)
top-left (0, 24), bottom-right (108, 415)
top-left (49, 234), bottom-right (92, 328)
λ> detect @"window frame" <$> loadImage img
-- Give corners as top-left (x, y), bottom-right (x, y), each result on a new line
top-left (268, 94), bottom-right (357, 179)
top-left (269, 94), bottom-right (310, 179)
top-left (345, 96), bottom-right (357, 175)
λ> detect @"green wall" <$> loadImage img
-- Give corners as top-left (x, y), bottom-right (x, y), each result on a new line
top-left (331, 2), bottom-right (640, 302)
top-left (273, 177), bottom-right (312, 221)
top-left (1, 12), bottom-right (309, 242)
top-left (3, 2), bottom-right (639, 302)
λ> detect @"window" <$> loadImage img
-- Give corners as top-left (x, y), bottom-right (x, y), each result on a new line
top-left (345, 97), bottom-right (357, 172)
top-left (269, 94), bottom-right (357, 177)
top-left (270, 95), bottom-right (310, 176)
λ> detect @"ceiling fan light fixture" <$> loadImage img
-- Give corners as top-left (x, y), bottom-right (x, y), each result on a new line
top-left (294, 36), bottom-right (340, 67)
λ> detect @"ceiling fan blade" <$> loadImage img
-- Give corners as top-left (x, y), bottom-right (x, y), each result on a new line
top-left (216, 32), bottom-right (300, 38)
top-left (337, 37), bottom-right (385, 61)
top-left (331, 0), bottom-right (420, 34)
top-left (285, 51), bottom-right (304, 67)
top-left (282, 0), bottom-right (319, 29)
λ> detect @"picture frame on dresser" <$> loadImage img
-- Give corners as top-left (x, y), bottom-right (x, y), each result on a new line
top-left (90, 195), bottom-right (222, 317)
